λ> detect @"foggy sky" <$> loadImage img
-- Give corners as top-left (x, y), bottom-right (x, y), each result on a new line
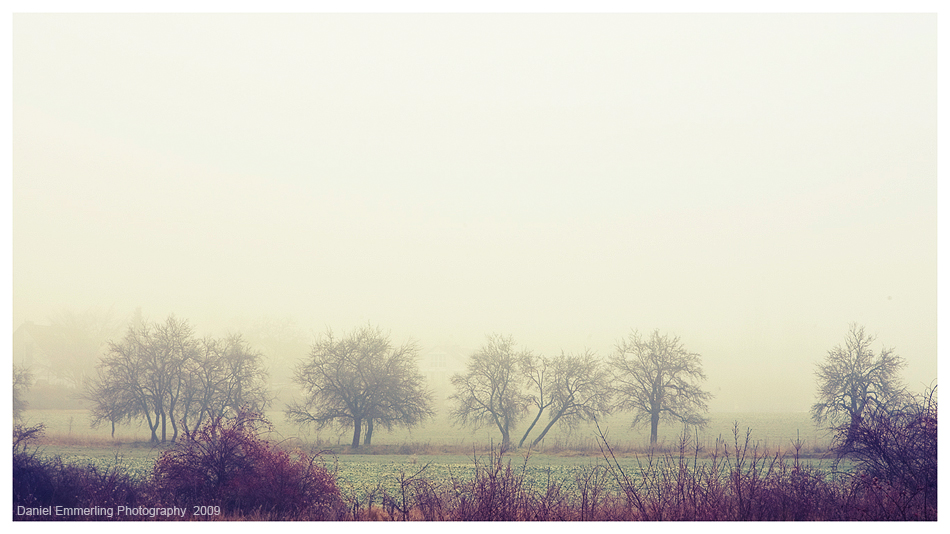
top-left (11, 13), bottom-right (937, 412)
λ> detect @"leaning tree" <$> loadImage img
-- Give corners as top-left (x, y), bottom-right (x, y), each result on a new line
top-left (518, 349), bottom-right (612, 448)
top-left (609, 329), bottom-right (712, 444)
top-left (286, 324), bottom-right (433, 449)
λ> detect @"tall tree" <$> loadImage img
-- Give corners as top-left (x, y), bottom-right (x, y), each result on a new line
top-left (520, 349), bottom-right (612, 449)
top-left (449, 334), bottom-right (530, 449)
top-left (609, 330), bottom-right (712, 444)
top-left (286, 324), bottom-right (433, 449)
top-left (811, 324), bottom-right (906, 444)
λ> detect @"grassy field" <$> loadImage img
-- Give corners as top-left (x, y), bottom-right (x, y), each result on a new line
top-left (23, 407), bottom-right (843, 504)
top-left (33, 443), bottom-right (850, 507)
top-left (22, 408), bottom-right (834, 457)
top-left (20, 409), bottom-right (927, 520)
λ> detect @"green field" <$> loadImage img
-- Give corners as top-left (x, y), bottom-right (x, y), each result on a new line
top-left (21, 408), bottom-right (835, 454)
top-left (32, 444), bottom-right (848, 505)
top-left (21, 407), bottom-right (843, 502)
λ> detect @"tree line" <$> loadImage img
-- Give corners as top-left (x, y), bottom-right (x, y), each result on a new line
top-left (73, 316), bottom-right (925, 453)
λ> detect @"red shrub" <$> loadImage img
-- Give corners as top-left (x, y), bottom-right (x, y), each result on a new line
top-left (151, 411), bottom-right (341, 519)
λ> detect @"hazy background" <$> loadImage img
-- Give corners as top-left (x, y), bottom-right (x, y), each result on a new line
top-left (12, 14), bottom-right (937, 412)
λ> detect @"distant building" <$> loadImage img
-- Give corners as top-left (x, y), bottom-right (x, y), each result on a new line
top-left (419, 343), bottom-right (470, 416)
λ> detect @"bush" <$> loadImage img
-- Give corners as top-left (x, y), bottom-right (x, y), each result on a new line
top-left (150, 410), bottom-right (342, 519)
top-left (832, 384), bottom-right (937, 519)
top-left (450, 447), bottom-right (534, 520)
top-left (14, 424), bottom-right (144, 520)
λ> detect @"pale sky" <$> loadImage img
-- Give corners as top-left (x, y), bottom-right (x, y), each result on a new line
top-left (10, 12), bottom-right (938, 411)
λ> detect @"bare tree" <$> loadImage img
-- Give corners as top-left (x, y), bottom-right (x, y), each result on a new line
top-left (286, 324), bottom-right (433, 449)
top-left (833, 382), bottom-right (936, 512)
top-left (519, 349), bottom-right (612, 449)
top-left (449, 334), bottom-right (530, 449)
top-left (811, 324), bottom-right (906, 444)
top-left (517, 352), bottom-right (554, 447)
top-left (177, 334), bottom-right (271, 437)
top-left (362, 344), bottom-right (434, 445)
top-left (89, 316), bottom-right (196, 443)
top-left (156, 316), bottom-right (200, 442)
top-left (609, 330), bottom-right (712, 444)
top-left (92, 320), bottom-right (162, 443)
top-left (88, 315), bottom-right (269, 443)
top-left (86, 370), bottom-right (138, 438)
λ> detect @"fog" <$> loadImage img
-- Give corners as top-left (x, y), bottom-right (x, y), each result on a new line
top-left (11, 14), bottom-right (937, 413)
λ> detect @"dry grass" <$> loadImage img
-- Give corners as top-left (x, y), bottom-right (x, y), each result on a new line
top-left (15, 409), bottom-right (936, 521)
top-left (36, 433), bottom-right (146, 448)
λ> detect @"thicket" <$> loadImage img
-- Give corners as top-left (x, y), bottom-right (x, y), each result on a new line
top-left (13, 397), bottom-right (936, 521)
top-left (13, 413), bottom-right (342, 521)
top-left (348, 420), bottom-right (935, 521)
top-left (150, 411), bottom-right (342, 519)
top-left (13, 423), bottom-right (144, 518)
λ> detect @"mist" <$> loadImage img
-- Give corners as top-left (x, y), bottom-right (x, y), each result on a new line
top-left (11, 13), bottom-right (937, 414)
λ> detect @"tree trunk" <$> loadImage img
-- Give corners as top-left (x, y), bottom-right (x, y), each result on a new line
top-left (364, 419), bottom-right (374, 446)
top-left (161, 409), bottom-right (167, 443)
top-left (519, 407), bottom-right (545, 448)
top-left (351, 416), bottom-right (362, 449)
top-left (491, 413), bottom-right (512, 450)
top-left (170, 409), bottom-right (179, 442)
top-left (499, 424), bottom-right (511, 450)
top-left (650, 411), bottom-right (660, 444)
top-left (144, 409), bottom-right (159, 443)
top-left (531, 407), bottom-right (568, 449)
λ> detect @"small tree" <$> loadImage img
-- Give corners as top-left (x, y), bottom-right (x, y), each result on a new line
top-left (86, 371), bottom-right (138, 438)
top-left (286, 324), bottom-right (433, 449)
top-left (609, 330), bottom-right (712, 444)
top-left (449, 334), bottom-right (530, 449)
top-left (811, 324), bottom-right (906, 444)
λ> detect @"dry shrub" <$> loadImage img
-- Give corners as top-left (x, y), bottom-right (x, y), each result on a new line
top-left (13, 423), bottom-right (144, 521)
top-left (833, 384), bottom-right (937, 520)
top-left (593, 421), bottom-right (867, 521)
top-left (150, 410), bottom-right (342, 520)
top-left (448, 447), bottom-right (532, 520)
